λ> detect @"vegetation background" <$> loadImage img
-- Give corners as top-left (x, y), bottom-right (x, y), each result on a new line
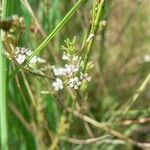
top-left (0, 0), bottom-right (150, 150)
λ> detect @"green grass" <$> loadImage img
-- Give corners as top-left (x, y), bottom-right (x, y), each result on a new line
top-left (0, 0), bottom-right (15, 149)
top-left (0, 0), bottom-right (150, 150)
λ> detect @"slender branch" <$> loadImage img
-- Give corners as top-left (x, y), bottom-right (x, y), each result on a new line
top-left (62, 135), bottom-right (110, 144)
top-left (123, 73), bottom-right (150, 114)
top-left (21, 70), bottom-right (36, 106)
top-left (8, 102), bottom-right (32, 132)
top-left (68, 108), bottom-right (140, 147)
top-left (119, 117), bottom-right (150, 126)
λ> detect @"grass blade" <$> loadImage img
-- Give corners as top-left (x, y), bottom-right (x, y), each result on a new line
top-left (0, 0), bottom-right (14, 149)
top-left (26, 0), bottom-right (85, 63)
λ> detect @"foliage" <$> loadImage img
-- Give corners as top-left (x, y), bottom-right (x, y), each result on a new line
top-left (0, 0), bottom-right (150, 150)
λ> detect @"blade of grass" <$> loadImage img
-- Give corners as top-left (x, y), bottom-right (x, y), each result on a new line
top-left (0, 0), bottom-right (14, 149)
top-left (21, 0), bottom-right (59, 63)
top-left (26, 0), bottom-right (85, 63)
top-left (49, 0), bottom-right (61, 50)
top-left (122, 73), bottom-right (150, 115)
top-left (10, 0), bottom-right (85, 78)
top-left (109, 73), bottom-right (150, 122)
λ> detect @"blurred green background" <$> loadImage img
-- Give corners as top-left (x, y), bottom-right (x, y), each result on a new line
top-left (0, 0), bottom-right (150, 150)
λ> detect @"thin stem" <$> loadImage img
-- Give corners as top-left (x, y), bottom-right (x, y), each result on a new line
top-left (122, 73), bottom-right (150, 115)
top-left (21, 71), bottom-right (36, 106)
top-left (109, 73), bottom-right (150, 122)
top-left (0, 0), bottom-right (14, 149)
top-left (0, 36), bottom-right (8, 150)
top-left (68, 108), bottom-right (139, 147)
top-left (83, 0), bottom-right (106, 72)
top-left (11, 0), bottom-right (85, 77)
top-left (26, 0), bottom-right (85, 63)
top-left (99, 0), bottom-right (111, 70)
top-left (21, 0), bottom-right (59, 63)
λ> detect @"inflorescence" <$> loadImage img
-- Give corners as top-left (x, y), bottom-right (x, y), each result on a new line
top-left (14, 37), bottom-right (91, 92)
top-left (51, 52), bottom-right (91, 91)
top-left (15, 47), bottom-right (45, 65)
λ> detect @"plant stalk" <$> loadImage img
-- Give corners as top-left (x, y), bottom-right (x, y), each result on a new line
top-left (11, 0), bottom-right (85, 77)
top-left (0, 0), bottom-right (14, 149)
top-left (26, 0), bottom-right (85, 63)
top-left (83, 0), bottom-right (106, 72)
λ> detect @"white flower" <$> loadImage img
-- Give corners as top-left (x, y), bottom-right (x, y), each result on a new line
top-left (29, 56), bottom-right (38, 64)
top-left (15, 47), bottom-right (46, 66)
top-left (51, 65), bottom-right (56, 70)
top-left (20, 47), bottom-right (29, 54)
top-left (63, 64), bottom-right (79, 76)
top-left (26, 50), bottom-right (32, 56)
top-left (80, 73), bottom-right (91, 81)
top-left (16, 47), bottom-right (29, 54)
top-left (72, 55), bottom-right (78, 61)
top-left (52, 78), bottom-right (63, 91)
top-left (15, 47), bottom-right (21, 54)
top-left (62, 53), bottom-right (70, 60)
top-left (144, 54), bottom-right (150, 62)
top-left (15, 54), bottom-right (26, 64)
top-left (37, 57), bottom-right (46, 63)
top-left (53, 67), bottom-right (64, 76)
top-left (52, 65), bottom-right (79, 77)
top-left (68, 77), bottom-right (81, 89)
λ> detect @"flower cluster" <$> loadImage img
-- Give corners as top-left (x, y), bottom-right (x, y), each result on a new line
top-left (52, 64), bottom-right (79, 77)
top-left (13, 38), bottom-right (91, 92)
top-left (15, 47), bottom-right (45, 65)
top-left (52, 52), bottom-right (91, 91)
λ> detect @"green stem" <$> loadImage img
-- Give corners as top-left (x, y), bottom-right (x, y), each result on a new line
top-left (11, 0), bottom-right (85, 78)
top-left (26, 0), bottom-right (85, 63)
top-left (83, 0), bottom-right (106, 72)
top-left (0, 40), bottom-right (8, 150)
top-left (0, 0), bottom-right (14, 149)
top-left (99, 0), bottom-right (110, 70)
top-left (110, 73), bottom-right (150, 122)
top-left (122, 73), bottom-right (150, 115)
top-left (99, 29), bottom-right (105, 70)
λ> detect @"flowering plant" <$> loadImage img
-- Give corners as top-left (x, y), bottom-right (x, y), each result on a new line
top-left (12, 37), bottom-right (91, 92)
